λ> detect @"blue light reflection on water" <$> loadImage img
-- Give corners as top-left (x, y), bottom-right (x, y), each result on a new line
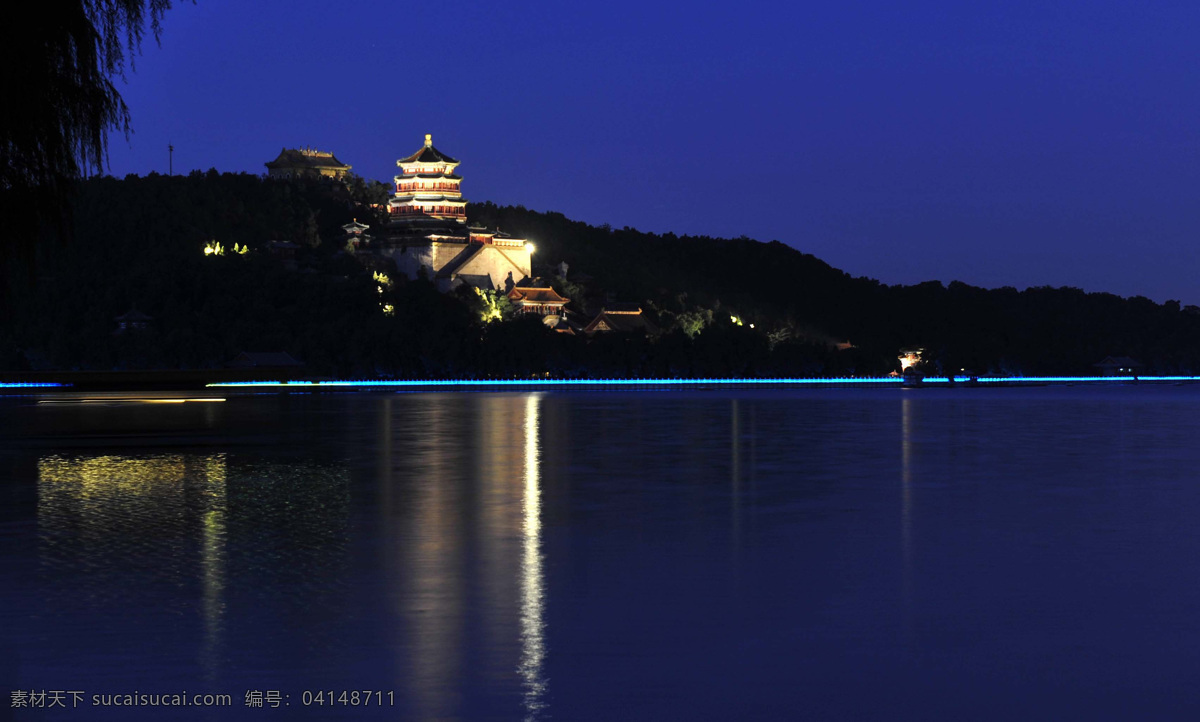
top-left (4, 387), bottom-right (1200, 720)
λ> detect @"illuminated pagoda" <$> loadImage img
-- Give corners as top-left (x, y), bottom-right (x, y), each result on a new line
top-left (389, 134), bottom-right (467, 229)
top-left (379, 134), bottom-right (532, 292)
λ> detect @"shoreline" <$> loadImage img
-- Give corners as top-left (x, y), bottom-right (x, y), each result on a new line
top-left (1, 373), bottom-right (1191, 393)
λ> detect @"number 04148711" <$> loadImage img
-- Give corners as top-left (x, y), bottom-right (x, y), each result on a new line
top-left (301, 690), bottom-right (394, 706)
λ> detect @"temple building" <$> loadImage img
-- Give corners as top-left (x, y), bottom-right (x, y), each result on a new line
top-left (583, 304), bottom-right (658, 335)
top-left (507, 278), bottom-right (576, 332)
top-left (508, 278), bottom-right (569, 317)
top-left (342, 220), bottom-right (372, 251)
top-left (377, 134), bottom-right (532, 292)
top-left (265, 148), bottom-right (351, 180)
top-left (113, 308), bottom-right (152, 334)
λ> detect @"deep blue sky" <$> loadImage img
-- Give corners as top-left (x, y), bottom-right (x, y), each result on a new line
top-left (106, 0), bottom-right (1200, 303)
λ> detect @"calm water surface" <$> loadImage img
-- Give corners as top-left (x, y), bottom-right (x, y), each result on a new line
top-left (3, 387), bottom-right (1200, 720)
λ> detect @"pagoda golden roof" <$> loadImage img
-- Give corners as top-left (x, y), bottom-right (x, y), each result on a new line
top-left (398, 134), bottom-right (459, 165)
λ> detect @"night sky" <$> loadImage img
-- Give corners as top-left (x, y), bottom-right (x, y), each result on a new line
top-left (106, 1), bottom-right (1200, 304)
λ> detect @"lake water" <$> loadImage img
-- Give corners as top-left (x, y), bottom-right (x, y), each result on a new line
top-left (3, 386), bottom-right (1200, 720)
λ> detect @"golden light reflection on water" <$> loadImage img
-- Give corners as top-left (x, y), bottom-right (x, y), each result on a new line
top-left (399, 397), bottom-right (465, 719)
top-left (200, 457), bottom-right (227, 682)
top-left (520, 393), bottom-right (547, 720)
top-left (392, 393), bottom-right (549, 719)
top-left (478, 394), bottom-right (524, 666)
top-left (35, 452), bottom-right (349, 681)
top-left (36, 393), bottom-right (225, 405)
top-left (37, 454), bottom-right (229, 677)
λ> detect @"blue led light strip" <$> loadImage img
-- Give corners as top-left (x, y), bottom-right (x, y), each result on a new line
top-left (206, 375), bottom-right (1200, 389)
top-left (6, 376), bottom-right (1198, 392)
top-left (970, 376), bottom-right (1200, 383)
top-left (0, 382), bottom-right (70, 388)
top-left (209, 377), bottom-right (905, 388)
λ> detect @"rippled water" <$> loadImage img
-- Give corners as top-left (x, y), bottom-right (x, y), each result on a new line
top-left (3, 387), bottom-right (1200, 720)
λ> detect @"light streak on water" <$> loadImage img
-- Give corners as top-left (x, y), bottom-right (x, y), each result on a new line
top-left (519, 394), bottom-right (547, 720)
top-left (36, 394), bottom-right (225, 404)
top-left (200, 455), bottom-right (228, 683)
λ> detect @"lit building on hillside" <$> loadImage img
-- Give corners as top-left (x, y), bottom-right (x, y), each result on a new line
top-left (507, 278), bottom-right (569, 317)
top-left (265, 148), bottom-right (351, 180)
top-left (583, 304), bottom-right (658, 335)
top-left (898, 348), bottom-right (924, 372)
top-left (507, 278), bottom-right (576, 332)
top-left (377, 134), bottom-right (533, 292)
top-left (342, 220), bottom-right (372, 251)
top-left (389, 135), bottom-right (467, 225)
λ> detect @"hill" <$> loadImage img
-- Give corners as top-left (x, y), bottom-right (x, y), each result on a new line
top-left (473, 202), bottom-right (1200, 375)
top-left (3, 172), bottom-right (1199, 377)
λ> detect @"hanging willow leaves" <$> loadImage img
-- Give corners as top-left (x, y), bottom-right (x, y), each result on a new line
top-left (0, 0), bottom-right (174, 300)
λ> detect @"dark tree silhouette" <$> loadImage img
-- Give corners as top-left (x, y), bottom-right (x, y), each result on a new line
top-left (0, 0), bottom-right (173, 299)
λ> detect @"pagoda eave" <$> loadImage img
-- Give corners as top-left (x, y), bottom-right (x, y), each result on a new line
top-left (391, 197), bottom-right (466, 204)
top-left (398, 161), bottom-right (461, 170)
top-left (393, 173), bottom-right (462, 181)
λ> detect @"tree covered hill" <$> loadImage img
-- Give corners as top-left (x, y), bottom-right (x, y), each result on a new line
top-left (3, 171), bottom-right (1199, 377)
top-left (474, 202), bottom-right (1200, 375)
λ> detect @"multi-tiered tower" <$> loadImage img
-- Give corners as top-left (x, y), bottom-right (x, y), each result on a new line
top-left (388, 134), bottom-right (467, 234)
top-left (379, 134), bottom-right (533, 292)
